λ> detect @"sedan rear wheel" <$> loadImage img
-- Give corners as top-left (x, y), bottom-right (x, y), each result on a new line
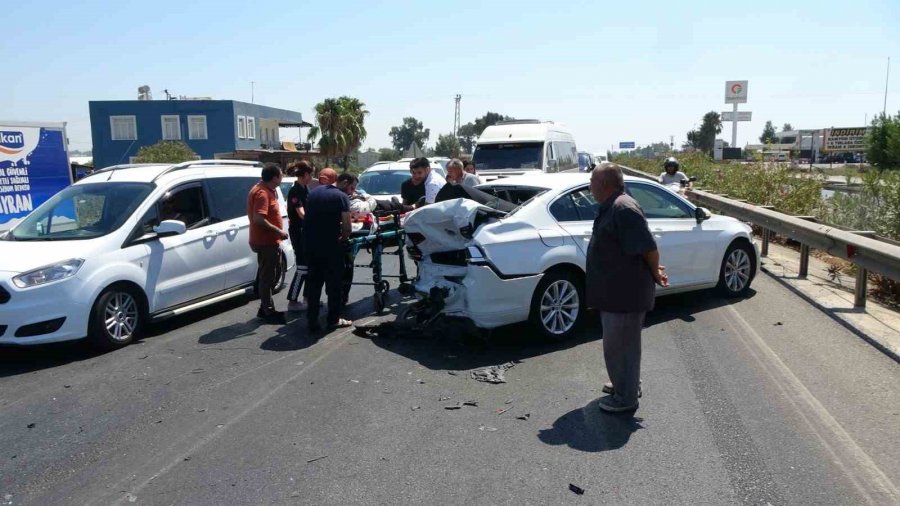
top-left (529, 270), bottom-right (584, 342)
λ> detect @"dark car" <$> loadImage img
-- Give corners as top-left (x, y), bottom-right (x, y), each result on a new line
top-left (577, 151), bottom-right (595, 172)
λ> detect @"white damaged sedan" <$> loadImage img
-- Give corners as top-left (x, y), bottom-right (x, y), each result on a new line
top-left (402, 173), bottom-right (758, 341)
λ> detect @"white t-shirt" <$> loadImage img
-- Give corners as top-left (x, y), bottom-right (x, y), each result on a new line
top-left (659, 171), bottom-right (689, 186)
top-left (424, 171), bottom-right (447, 204)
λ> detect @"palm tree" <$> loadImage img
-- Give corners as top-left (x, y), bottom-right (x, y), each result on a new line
top-left (307, 96), bottom-right (369, 170)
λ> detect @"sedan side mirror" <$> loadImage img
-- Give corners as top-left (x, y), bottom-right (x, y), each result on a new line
top-left (154, 219), bottom-right (187, 237)
top-left (694, 207), bottom-right (711, 224)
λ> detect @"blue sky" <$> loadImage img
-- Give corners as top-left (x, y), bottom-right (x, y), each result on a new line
top-left (3, 0), bottom-right (899, 155)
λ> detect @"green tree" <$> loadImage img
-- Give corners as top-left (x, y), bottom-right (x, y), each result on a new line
top-left (378, 147), bottom-right (401, 161)
top-left (687, 111), bottom-right (723, 155)
top-left (307, 96), bottom-right (369, 169)
top-left (389, 117), bottom-right (430, 153)
top-left (457, 112), bottom-right (514, 153)
top-left (457, 123), bottom-right (479, 153)
top-left (132, 141), bottom-right (198, 164)
top-left (866, 112), bottom-right (900, 170)
top-left (782, 123), bottom-right (793, 132)
top-left (434, 133), bottom-right (461, 157)
top-left (760, 120), bottom-right (777, 144)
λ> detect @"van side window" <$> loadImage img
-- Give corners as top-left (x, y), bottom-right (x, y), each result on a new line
top-left (206, 177), bottom-right (259, 221)
top-left (159, 185), bottom-right (208, 229)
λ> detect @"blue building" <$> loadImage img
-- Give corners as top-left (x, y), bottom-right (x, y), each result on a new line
top-left (89, 99), bottom-right (305, 169)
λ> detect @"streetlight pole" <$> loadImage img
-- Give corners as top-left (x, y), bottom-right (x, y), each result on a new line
top-left (884, 57), bottom-right (890, 117)
top-left (251, 81), bottom-right (255, 104)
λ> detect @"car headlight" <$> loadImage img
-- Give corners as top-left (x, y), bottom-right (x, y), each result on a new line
top-left (12, 259), bottom-right (85, 288)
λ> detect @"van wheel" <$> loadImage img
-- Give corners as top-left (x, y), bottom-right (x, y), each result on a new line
top-left (717, 241), bottom-right (755, 297)
top-left (89, 286), bottom-right (143, 350)
top-left (528, 270), bottom-right (583, 342)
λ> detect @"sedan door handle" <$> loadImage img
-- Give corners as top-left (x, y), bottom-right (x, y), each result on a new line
top-left (204, 230), bottom-right (218, 239)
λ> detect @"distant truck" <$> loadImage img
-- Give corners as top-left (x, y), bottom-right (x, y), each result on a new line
top-left (0, 121), bottom-right (71, 231)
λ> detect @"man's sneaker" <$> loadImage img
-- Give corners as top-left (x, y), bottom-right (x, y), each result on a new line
top-left (597, 395), bottom-right (639, 413)
top-left (602, 381), bottom-right (642, 398)
top-left (287, 301), bottom-right (308, 312)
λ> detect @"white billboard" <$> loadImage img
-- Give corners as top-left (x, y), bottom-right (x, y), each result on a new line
top-left (725, 80), bottom-right (748, 104)
top-left (721, 111), bottom-right (752, 121)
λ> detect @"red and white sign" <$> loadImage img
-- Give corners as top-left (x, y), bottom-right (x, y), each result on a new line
top-left (725, 80), bottom-right (749, 104)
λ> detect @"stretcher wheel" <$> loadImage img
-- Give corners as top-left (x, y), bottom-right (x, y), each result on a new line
top-left (373, 292), bottom-right (385, 315)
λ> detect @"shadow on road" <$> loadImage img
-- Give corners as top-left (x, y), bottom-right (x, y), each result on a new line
top-left (538, 399), bottom-right (645, 452)
top-left (645, 288), bottom-right (757, 328)
top-left (359, 288), bottom-right (756, 372)
top-left (0, 295), bottom-right (255, 378)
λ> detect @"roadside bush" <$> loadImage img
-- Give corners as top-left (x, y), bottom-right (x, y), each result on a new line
top-left (616, 153), bottom-right (825, 215)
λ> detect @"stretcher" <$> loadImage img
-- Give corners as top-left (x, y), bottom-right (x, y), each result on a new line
top-left (346, 209), bottom-right (414, 314)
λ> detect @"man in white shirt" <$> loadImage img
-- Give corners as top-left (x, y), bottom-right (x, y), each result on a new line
top-left (409, 157), bottom-right (446, 206)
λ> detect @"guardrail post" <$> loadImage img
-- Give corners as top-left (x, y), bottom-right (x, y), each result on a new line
top-left (799, 244), bottom-right (810, 277)
top-left (855, 267), bottom-right (868, 308)
top-left (849, 231), bottom-right (876, 308)
top-left (759, 206), bottom-right (775, 258)
top-left (796, 216), bottom-right (818, 278)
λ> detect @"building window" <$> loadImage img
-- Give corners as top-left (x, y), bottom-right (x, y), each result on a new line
top-left (188, 115), bottom-right (208, 140)
top-left (161, 115), bottom-right (181, 140)
top-left (237, 116), bottom-right (246, 139)
top-left (247, 117), bottom-right (256, 140)
top-left (110, 115), bottom-right (137, 141)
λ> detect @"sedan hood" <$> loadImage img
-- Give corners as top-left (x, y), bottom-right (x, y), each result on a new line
top-left (403, 199), bottom-right (504, 254)
top-left (0, 239), bottom-right (102, 273)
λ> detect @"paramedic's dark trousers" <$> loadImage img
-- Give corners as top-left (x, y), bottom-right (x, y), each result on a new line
top-left (287, 228), bottom-right (307, 301)
top-left (306, 248), bottom-right (345, 326)
top-left (600, 311), bottom-right (644, 405)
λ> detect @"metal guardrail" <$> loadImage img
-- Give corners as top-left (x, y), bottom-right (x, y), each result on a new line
top-left (619, 164), bottom-right (900, 308)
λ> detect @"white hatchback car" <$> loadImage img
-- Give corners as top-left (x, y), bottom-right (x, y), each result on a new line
top-left (0, 160), bottom-right (294, 349)
top-left (403, 173), bottom-right (759, 341)
top-left (357, 161), bottom-right (448, 203)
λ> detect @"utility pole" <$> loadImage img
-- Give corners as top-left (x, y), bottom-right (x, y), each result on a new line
top-left (884, 57), bottom-right (890, 117)
top-left (251, 81), bottom-right (255, 104)
top-left (453, 94), bottom-right (461, 136)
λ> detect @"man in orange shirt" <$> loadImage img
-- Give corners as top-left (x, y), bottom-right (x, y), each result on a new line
top-left (247, 163), bottom-right (289, 324)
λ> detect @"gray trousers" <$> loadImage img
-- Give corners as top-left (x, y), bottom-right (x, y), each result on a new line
top-left (600, 311), bottom-right (645, 405)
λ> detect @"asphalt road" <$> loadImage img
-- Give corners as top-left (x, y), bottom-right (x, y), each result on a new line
top-left (1, 253), bottom-right (898, 505)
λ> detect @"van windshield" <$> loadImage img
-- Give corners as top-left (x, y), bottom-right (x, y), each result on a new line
top-left (6, 182), bottom-right (154, 241)
top-left (473, 142), bottom-right (544, 171)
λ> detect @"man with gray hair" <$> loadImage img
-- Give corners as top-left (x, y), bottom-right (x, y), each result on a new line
top-left (587, 162), bottom-right (668, 413)
top-left (445, 158), bottom-right (480, 187)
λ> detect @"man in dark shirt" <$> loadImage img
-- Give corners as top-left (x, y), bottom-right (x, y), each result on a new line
top-left (286, 160), bottom-right (313, 312)
top-left (303, 168), bottom-right (353, 332)
top-left (400, 177), bottom-right (425, 210)
top-left (586, 163), bottom-right (668, 413)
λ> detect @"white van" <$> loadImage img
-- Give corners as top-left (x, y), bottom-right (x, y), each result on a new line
top-left (471, 120), bottom-right (578, 180)
top-left (0, 160), bottom-right (294, 349)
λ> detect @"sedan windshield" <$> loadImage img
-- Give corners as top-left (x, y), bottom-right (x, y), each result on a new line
top-left (7, 182), bottom-right (154, 241)
top-left (357, 170), bottom-right (411, 196)
top-left (473, 142), bottom-right (544, 171)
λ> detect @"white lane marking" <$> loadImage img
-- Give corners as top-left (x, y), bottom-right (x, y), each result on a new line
top-left (724, 304), bottom-right (899, 505)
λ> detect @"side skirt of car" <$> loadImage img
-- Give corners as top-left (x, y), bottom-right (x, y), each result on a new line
top-left (149, 283), bottom-right (255, 322)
